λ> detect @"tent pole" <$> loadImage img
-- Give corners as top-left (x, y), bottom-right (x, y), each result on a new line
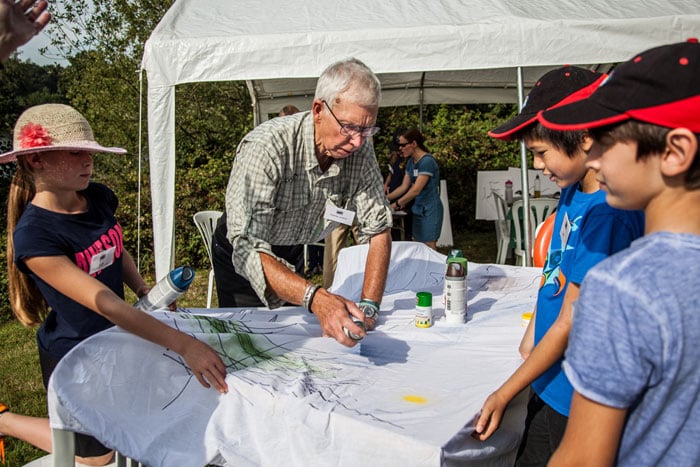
top-left (136, 68), bottom-right (144, 272)
top-left (517, 66), bottom-right (532, 267)
top-left (246, 80), bottom-right (261, 126)
top-left (419, 72), bottom-right (425, 132)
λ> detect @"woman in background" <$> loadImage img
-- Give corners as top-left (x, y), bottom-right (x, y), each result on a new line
top-left (388, 128), bottom-right (443, 249)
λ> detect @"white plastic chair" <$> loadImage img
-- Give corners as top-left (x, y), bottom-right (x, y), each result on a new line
top-left (492, 192), bottom-right (510, 264)
top-left (192, 210), bottom-right (223, 308)
top-left (511, 198), bottom-right (558, 266)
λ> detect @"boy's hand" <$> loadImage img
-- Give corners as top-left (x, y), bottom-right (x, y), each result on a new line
top-left (473, 390), bottom-right (509, 440)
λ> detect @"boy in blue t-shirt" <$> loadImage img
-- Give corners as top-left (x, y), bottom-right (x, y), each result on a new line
top-left (541, 40), bottom-right (700, 466)
top-left (474, 66), bottom-right (645, 465)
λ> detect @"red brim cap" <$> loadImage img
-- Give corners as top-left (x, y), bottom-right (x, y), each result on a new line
top-left (488, 67), bottom-right (606, 140)
top-left (540, 39), bottom-right (700, 133)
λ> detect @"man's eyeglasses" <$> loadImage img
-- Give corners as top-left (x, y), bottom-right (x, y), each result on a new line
top-left (323, 101), bottom-right (380, 137)
top-left (397, 142), bottom-right (411, 148)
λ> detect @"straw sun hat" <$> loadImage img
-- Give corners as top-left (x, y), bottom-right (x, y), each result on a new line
top-left (0, 103), bottom-right (126, 164)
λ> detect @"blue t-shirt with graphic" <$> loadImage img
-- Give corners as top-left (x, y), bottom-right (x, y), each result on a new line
top-left (532, 183), bottom-right (644, 416)
top-left (564, 232), bottom-right (700, 466)
top-left (14, 183), bottom-right (125, 359)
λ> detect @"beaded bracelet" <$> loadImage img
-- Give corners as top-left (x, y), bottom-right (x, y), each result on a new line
top-left (359, 298), bottom-right (380, 319)
top-left (360, 298), bottom-right (380, 309)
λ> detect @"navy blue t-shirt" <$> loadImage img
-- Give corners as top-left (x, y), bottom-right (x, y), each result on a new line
top-left (14, 183), bottom-right (126, 359)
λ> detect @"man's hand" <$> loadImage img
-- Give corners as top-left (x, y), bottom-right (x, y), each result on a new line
top-left (310, 288), bottom-right (367, 346)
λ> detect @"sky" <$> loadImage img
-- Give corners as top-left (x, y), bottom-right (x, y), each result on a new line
top-left (15, 0), bottom-right (75, 66)
top-left (17, 28), bottom-right (69, 66)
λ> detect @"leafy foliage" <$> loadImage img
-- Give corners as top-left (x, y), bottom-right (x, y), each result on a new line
top-left (49, 1), bottom-right (253, 273)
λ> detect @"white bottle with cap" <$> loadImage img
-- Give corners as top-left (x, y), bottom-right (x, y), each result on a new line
top-left (505, 180), bottom-right (514, 205)
top-left (135, 266), bottom-right (195, 312)
top-left (444, 259), bottom-right (467, 324)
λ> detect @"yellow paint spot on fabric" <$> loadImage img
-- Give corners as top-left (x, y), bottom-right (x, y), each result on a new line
top-left (403, 394), bottom-right (428, 404)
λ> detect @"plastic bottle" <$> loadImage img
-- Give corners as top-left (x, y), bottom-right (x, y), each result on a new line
top-left (505, 180), bottom-right (514, 205)
top-left (534, 174), bottom-right (541, 198)
top-left (134, 266), bottom-right (195, 312)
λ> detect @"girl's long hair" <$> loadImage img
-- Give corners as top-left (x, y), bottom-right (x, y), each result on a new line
top-left (6, 156), bottom-right (48, 326)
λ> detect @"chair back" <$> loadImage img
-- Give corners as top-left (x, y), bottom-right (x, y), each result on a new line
top-left (511, 198), bottom-right (558, 265)
top-left (493, 192), bottom-right (509, 242)
top-left (492, 192), bottom-right (510, 264)
top-left (193, 210), bottom-right (223, 267)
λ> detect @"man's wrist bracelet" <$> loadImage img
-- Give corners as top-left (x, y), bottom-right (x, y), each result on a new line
top-left (359, 298), bottom-right (380, 320)
top-left (360, 298), bottom-right (380, 309)
top-left (302, 284), bottom-right (321, 312)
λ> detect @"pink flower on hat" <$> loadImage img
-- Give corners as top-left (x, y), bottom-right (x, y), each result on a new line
top-left (19, 122), bottom-right (53, 149)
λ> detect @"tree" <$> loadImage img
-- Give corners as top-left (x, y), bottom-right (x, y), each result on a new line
top-left (49, 0), bottom-right (253, 272)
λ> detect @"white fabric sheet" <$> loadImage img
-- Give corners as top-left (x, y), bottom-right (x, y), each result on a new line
top-left (49, 242), bottom-right (541, 466)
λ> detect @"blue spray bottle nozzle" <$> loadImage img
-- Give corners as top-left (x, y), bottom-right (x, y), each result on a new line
top-left (170, 266), bottom-right (195, 292)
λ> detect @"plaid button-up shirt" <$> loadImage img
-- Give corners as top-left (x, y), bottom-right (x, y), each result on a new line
top-left (224, 111), bottom-right (391, 307)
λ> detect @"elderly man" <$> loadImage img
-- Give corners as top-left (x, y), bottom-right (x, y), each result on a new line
top-left (212, 58), bottom-right (392, 347)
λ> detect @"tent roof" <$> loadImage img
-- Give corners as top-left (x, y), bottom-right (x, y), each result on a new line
top-left (142, 0), bottom-right (700, 277)
top-left (143, 0), bottom-right (700, 107)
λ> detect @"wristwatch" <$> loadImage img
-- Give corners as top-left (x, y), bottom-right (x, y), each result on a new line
top-left (359, 299), bottom-right (380, 321)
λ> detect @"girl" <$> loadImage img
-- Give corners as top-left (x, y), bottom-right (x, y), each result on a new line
top-left (0, 104), bottom-right (228, 466)
top-left (388, 129), bottom-right (443, 249)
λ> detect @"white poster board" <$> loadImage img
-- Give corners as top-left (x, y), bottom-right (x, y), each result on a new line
top-left (476, 171), bottom-right (512, 220)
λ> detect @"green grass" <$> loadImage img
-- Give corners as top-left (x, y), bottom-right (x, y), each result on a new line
top-left (0, 225), bottom-right (499, 465)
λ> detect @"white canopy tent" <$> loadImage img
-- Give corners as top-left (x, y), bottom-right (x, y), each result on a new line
top-left (142, 0), bottom-right (700, 278)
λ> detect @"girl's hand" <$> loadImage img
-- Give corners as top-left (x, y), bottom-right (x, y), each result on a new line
top-left (181, 337), bottom-right (229, 394)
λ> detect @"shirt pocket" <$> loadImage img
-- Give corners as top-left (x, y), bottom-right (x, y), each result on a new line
top-left (274, 170), bottom-right (310, 211)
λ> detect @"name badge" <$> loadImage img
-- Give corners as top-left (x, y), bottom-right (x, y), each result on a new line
top-left (413, 169), bottom-right (418, 177)
top-left (324, 204), bottom-right (355, 226)
top-left (560, 212), bottom-right (571, 250)
top-left (89, 246), bottom-right (116, 275)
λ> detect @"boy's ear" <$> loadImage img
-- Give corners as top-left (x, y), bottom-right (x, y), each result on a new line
top-left (580, 134), bottom-right (594, 153)
top-left (662, 129), bottom-right (698, 177)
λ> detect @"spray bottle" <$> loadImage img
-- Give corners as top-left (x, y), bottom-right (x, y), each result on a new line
top-left (505, 180), bottom-right (514, 205)
top-left (135, 266), bottom-right (195, 312)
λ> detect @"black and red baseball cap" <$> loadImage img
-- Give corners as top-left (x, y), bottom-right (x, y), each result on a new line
top-left (540, 39), bottom-right (700, 133)
top-left (488, 66), bottom-right (607, 140)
